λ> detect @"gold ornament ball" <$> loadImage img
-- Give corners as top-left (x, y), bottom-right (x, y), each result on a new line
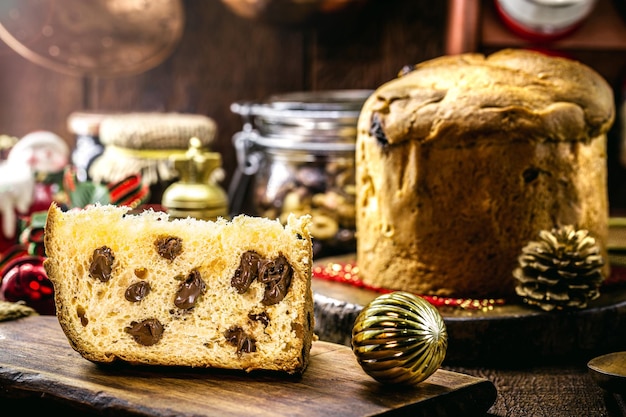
top-left (352, 291), bottom-right (448, 385)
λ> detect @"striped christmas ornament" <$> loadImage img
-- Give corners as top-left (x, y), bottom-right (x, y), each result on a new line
top-left (352, 291), bottom-right (448, 385)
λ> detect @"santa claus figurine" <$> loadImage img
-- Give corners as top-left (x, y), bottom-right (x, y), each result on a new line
top-left (0, 130), bottom-right (69, 248)
top-left (0, 131), bottom-right (69, 315)
top-left (0, 142), bottom-right (33, 254)
top-left (8, 131), bottom-right (70, 212)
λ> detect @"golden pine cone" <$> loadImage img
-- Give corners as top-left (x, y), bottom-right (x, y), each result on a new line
top-left (513, 225), bottom-right (605, 311)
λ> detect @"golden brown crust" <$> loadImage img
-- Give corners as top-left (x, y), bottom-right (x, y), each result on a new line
top-left (364, 49), bottom-right (614, 147)
top-left (356, 49), bottom-right (613, 298)
top-left (44, 203), bottom-right (314, 374)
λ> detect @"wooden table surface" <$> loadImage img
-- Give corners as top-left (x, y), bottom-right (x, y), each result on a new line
top-left (0, 316), bottom-right (496, 417)
top-left (0, 316), bottom-right (623, 417)
top-left (449, 364), bottom-right (624, 416)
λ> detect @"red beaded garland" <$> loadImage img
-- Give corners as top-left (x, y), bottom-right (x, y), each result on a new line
top-left (313, 261), bottom-right (626, 311)
top-left (312, 261), bottom-right (505, 311)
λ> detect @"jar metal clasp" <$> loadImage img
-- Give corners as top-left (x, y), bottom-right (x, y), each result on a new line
top-left (228, 123), bottom-right (264, 214)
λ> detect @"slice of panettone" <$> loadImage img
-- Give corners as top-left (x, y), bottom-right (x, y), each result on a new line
top-left (43, 202), bottom-right (315, 374)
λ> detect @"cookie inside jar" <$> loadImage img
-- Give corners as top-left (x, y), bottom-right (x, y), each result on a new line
top-left (231, 89), bottom-right (371, 258)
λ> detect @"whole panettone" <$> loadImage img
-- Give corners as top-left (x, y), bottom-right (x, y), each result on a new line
top-left (356, 49), bottom-right (615, 298)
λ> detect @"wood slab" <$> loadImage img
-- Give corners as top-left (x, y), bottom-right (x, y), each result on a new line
top-left (0, 316), bottom-right (496, 417)
top-left (313, 255), bottom-right (626, 366)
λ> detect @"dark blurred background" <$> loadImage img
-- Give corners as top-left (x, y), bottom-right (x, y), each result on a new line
top-left (1, 0), bottom-right (624, 212)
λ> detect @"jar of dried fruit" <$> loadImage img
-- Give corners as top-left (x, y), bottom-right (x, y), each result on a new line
top-left (231, 90), bottom-right (371, 258)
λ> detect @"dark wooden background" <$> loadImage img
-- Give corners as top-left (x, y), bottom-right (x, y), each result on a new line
top-left (0, 0), bottom-right (446, 192)
top-left (1, 0), bottom-right (625, 212)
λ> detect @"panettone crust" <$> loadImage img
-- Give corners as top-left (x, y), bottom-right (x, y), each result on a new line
top-left (356, 49), bottom-right (614, 298)
top-left (365, 49), bottom-right (614, 147)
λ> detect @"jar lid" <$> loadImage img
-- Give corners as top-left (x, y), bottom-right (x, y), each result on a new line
top-left (99, 112), bottom-right (217, 149)
top-left (231, 89), bottom-right (372, 147)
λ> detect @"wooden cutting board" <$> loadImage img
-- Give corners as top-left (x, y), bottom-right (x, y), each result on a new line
top-left (0, 316), bottom-right (496, 417)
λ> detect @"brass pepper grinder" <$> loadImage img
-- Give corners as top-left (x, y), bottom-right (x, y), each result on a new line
top-left (162, 137), bottom-right (228, 221)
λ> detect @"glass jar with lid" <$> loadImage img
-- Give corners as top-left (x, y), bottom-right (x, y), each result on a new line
top-left (230, 89), bottom-right (371, 258)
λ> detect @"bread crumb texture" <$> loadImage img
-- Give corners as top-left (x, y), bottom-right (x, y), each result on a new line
top-left (43, 203), bottom-right (314, 374)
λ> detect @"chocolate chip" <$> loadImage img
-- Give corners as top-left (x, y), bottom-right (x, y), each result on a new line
top-left (523, 167), bottom-right (540, 183)
top-left (231, 252), bottom-right (294, 304)
top-left (258, 254), bottom-right (293, 305)
top-left (249, 312), bottom-right (270, 327)
top-left (224, 326), bottom-right (256, 353)
top-left (231, 251), bottom-right (261, 293)
top-left (89, 246), bottom-right (115, 282)
top-left (370, 112), bottom-right (388, 146)
top-left (125, 318), bottom-right (164, 346)
top-left (155, 236), bottom-right (183, 261)
top-left (125, 281), bottom-right (151, 302)
top-left (174, 269), bottom-right (206, 310)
